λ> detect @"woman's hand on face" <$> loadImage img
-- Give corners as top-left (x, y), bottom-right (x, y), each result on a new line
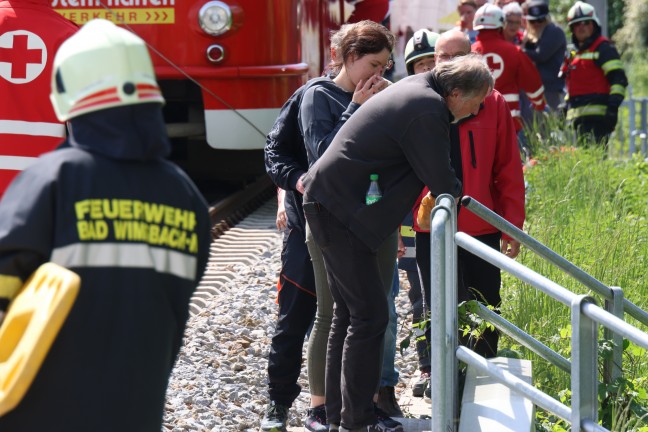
top-left (351, 74), bottom-right (386, 105)
top-left (373, 77), bottom-right (391, 92)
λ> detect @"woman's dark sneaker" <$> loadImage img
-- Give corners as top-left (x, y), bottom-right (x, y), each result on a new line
top-left (304, 404), bottom-right (329, 431)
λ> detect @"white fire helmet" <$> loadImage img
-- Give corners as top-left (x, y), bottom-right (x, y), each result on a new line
top-left (404, 29), bottom-right (439, 76)
top-left (473, 4), bottom-right (505, 31)
top-left (567, 1), bottom-right (600, 27)
top-left (50, 19), bottom-right (164, 122)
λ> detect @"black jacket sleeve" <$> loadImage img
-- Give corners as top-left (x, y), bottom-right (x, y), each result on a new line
top-left (264, 88), bottom-right (309, 191)
top-left (596, 41), bottom-right (628, 109)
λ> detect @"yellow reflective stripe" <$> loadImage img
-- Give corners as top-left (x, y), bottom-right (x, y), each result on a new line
top-left (610, 84), bottom-right (626, 96)
top-left (602, 59), bottom-right (624, 74)
top-left (402, 248), bottom-right (416, 259)
top-left (566, 104), bottom-right (607, 120)
top-left (576, 52), bottom-right (599, 60)
top-left (0, 275), bottom-right (23, 300)
top-left (51, 242), bottom-right (198, 281)
top-left (400, 225), bottom-right (415, 238)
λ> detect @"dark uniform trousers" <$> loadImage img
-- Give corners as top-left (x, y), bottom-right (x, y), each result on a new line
top-left (303, 200), bottom-right (389, 429)
top-left (267, 227), bottom-right (317, 407)
top-left (416, 231), bottom-right (502, 358)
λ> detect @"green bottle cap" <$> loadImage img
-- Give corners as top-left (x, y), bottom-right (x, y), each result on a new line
top-left (370, 174), bottom-right (378, 181)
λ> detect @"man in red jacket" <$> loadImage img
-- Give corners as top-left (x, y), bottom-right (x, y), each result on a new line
top-left (471, 3), bottom-right (545, 134)
top-left (0, 0), bottom-right (78, 196)
top-left (414, 29), bottom-right (525, 360)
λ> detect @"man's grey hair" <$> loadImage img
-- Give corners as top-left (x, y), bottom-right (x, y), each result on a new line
top-left (432, 53), bottom-right (494, 99)
top-left (503, 2), bottom-right (523, 17)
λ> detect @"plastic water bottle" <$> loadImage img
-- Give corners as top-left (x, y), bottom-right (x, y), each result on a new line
top-left (366, 174), bottom-right (382, 205)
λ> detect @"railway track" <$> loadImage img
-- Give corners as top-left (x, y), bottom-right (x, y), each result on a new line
top-left (190, 176), bottom-right (277, 316)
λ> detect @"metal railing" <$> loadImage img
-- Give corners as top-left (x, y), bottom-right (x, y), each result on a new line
top-left (615, 88), bottom-right (648, 157)
top-left (429, 194), bottom-right (648, 432)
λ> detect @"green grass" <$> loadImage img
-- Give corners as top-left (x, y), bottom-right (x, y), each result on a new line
top-left (496, 117), bottom-right (648, 430)
top-left (626, 58), bottom-right (648, 98)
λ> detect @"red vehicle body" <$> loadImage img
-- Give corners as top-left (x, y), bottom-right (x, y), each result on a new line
top-left (52, 0), bottom-right (378, 184)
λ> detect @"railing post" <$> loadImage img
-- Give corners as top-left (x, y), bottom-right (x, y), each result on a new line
top-left (430, 194), bottom-right (458, 432)
top-left (604, 286), bottom-right (624, 384)
top-left (628, 89), bottom-right (637, 155)
top-left (641, 99), bottom-right (648, 157)
top-left (445, 196), bottom-right (458, 430)
top-left (572, 295), bottom-right (599, 431)
top-left (616, 102), bottom-right (626, 157)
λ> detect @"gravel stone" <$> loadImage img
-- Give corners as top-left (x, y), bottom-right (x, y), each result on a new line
top-left (163, 219), bottom-right (420, 430)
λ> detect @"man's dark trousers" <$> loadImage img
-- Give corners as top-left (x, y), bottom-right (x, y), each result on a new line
top-left (303, 200), bottom-right (389, 429)
top-left (416, 231), bottom-right (502, 358)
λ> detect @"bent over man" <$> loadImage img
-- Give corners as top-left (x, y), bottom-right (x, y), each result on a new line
top-left (0, 19), bottom-right (211, 432)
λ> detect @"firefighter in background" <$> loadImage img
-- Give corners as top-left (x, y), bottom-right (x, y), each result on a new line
top-left (0, 0), bottom-right (78, 196)
top-left (471, 3), bottom-right (546, 158)
top-left (563, 1), bottom-right (627, 146)
top-left (403, 29), bottom-right (438, 75)
top-left (0, 19), bottom-right (211, 431)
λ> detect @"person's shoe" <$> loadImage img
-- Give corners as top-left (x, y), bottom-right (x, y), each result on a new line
top-left (376, 386), bottom-right (403, 418)
top-left (424, 385), bottom-right (431, 399)
top-left (260, 401), bottom-right (289, 432)
top-left (374, 404), bottom-right (404, 431)
top-left (304, 404), bottom-right (329, 431)
top-left (339, 420), bottom-right (403, 431)
top-left (329, 425), bottom-right (339, 432)
top-left (412, 371), bottom-right (430, 398)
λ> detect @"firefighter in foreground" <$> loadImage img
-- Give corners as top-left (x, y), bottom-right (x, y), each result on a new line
top-left (563, 1), bottom-right (627, 147)
top-left (0, 19), bottom-right (211, 431)
top-left (0, 0), bottom-right (78, 196)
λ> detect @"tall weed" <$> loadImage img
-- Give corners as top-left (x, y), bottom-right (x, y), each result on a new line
top-left (498, 131), bottom-right (648, 428)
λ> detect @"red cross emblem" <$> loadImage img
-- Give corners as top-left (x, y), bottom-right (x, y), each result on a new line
top-left (483, 52), bottom-right (504, 81)
top-left (0, 30), bottom-right (47, 84)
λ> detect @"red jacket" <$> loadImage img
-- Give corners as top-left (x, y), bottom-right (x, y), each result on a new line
top-left (413, 90), bottom-right (525, 241)
top-left (473, 30), bottom-right (546, 130)
top-left (0, 0), bottom-right (78, 195)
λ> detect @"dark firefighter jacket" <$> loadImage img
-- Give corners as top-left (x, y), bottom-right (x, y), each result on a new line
top-left (565, 29), bottom-right (627, 122)
top-left (0, 103), bottom-right (211, 432)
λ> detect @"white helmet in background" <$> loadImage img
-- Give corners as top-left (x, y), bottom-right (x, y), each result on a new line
top-left (50, 19), bottom-right (164, 122)
top-left (567, 1), bottom-right (600, 27)
top-left (473, 4), bottom-right (505, 30)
